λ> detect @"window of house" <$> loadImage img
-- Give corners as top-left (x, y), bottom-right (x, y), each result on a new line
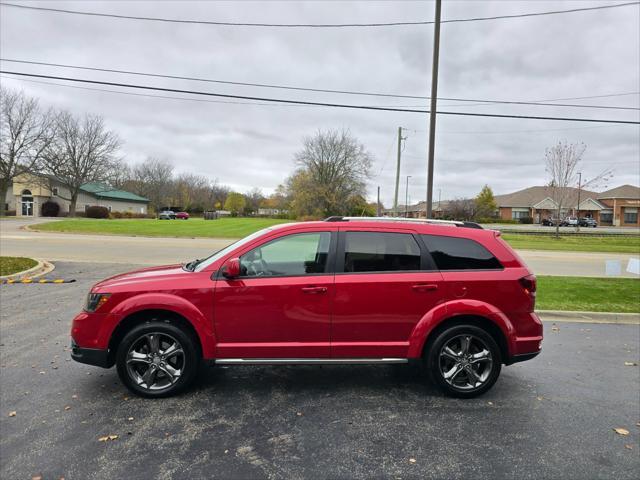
top-left (511, 208), bottom-right (530, 220)
top-left (421, 235), bottom-right (502, 271)
top-left (52, 187), bottom-right (58, 196)
top-left (343, 232), bottom-right (421, 273)
top-left (600, 210), bottom-right (613, 223)
top-left (241, 232), bottom-right (331, 277)
top-left (624, 207), bottom-right (638, 224)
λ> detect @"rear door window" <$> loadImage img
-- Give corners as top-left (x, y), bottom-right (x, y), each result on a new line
top-left (421, 235), bottom-right (502, 270)
top-left (343, 232), bottom-right (421, 272)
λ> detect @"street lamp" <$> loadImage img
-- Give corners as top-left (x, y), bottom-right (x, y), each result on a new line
top-left (405, 175), bottom-right (412, 218)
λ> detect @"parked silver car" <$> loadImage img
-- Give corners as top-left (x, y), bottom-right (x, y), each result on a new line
top-left (158, 210), bottom-right (176, 220)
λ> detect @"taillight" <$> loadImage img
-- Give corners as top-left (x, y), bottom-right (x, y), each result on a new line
top-left (519, 274), bottom-right (537, 297)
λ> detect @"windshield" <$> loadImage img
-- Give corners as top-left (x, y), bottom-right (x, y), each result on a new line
top-left (193, 228), bottom-right (272, 272)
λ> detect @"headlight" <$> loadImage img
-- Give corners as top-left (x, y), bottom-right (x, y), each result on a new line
top-left (85, 293), bottom-right (111, 312)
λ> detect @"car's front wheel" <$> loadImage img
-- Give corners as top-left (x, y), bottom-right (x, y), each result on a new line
top-left (425, 324), bottom-right (502, 398)
top-left (116, 321), bottom-right (199, 398)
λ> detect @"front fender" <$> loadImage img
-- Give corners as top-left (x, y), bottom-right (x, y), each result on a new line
top-left (406, 299), bottom-right (515, 358)
top-left (107, 293), bottom-right (216, 357)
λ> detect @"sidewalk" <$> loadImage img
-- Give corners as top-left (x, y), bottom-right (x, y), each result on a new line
top-left (537, 309), bottom-right (640, 324)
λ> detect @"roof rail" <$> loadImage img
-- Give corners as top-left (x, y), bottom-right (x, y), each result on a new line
top-left (323, 216), bottom-right (483, 229)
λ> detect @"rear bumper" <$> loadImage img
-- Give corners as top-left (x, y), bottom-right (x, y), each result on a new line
top-left (71, 340), bottom-right (111, 368)
top-left (507, 350), bottom-right (541, 365)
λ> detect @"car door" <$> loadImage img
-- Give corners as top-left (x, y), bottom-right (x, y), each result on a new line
top-left (214, 230), bottom-right (335, 358)
top-left (331, 228), bottom-right (446, 358)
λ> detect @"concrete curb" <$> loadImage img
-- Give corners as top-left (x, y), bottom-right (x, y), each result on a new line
top-left (537, 310), bottom-right (640, 325)
top-left (0, 259), bottom-right (55, 281)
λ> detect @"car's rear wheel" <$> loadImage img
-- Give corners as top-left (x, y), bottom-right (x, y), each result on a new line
top-left (425, 324), bottom-right (502, 398)
top-left (115, 321), bottom-right (199, 398)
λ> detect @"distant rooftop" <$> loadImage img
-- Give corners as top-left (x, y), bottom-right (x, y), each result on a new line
top-left (80, 182), bottom-right (149, 203)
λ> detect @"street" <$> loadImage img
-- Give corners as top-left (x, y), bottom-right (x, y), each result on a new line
top-left (1, 262), bottom-right (638, 479)
top-left (1, 219), bottom-right (639, 277)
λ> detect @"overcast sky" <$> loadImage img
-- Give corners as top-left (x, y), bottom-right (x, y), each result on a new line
top-left (1, 0), bottom-right (639, 206)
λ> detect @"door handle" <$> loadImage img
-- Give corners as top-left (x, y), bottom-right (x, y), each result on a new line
top-left (412, 284), bottom-right (438, 292)
top-left (301, 286), bottom-right (328, 294)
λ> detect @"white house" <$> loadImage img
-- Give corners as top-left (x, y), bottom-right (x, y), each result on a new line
top-left (4, 174), bottom-right (149, 217)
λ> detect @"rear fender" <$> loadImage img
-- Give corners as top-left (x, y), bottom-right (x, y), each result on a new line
top-left (407, 299), bottom-right (516, 358)
top-left (108, 293), bottom-right (216, 357)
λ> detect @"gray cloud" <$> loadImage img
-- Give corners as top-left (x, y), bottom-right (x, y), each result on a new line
top-left (1, 0), bottom-right (638, 207)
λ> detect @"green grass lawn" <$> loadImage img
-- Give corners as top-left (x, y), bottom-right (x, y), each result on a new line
top-left (502, 233), bottom-right (640, 254)
top-left (0, 256), bottom-right (38, 276)
top-left (34, 217), bottom-right (291, 238)
top-left (34, 218), bottom-right (640, 253)
top-left (537, 276), bottom-right (640, 313)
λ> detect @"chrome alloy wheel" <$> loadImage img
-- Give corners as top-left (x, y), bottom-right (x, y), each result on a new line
top-left (438, 334), bottom-right (493, 390)
top-left (125, 333), bottom-right (184, 391)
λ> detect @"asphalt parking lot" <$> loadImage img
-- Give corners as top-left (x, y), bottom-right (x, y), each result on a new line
top-left (1, 262), bottom-right (639, 479)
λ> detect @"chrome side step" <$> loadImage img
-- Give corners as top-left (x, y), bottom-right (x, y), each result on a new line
top-left (215, 358), bottom-right (409, 366)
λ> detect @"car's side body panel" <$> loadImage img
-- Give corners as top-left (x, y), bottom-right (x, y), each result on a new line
top-left (71, 220), bottom-right (542, 371)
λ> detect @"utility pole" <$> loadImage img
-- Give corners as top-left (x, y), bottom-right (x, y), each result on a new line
top-left (405, 175), bottom-right (412, 217)
top-left (393, 126), bottom-right (404, 217)
top-left (425, 0), bottom-right (442, 219)
top-left (438, 188), bottom-right (442, 217)
top-left (576, 172), bottom-right (582, 232)
top-left (376, 186), bottom-right (381, 216)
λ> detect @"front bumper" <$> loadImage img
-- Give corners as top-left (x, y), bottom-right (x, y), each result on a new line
top-left (71, 340), bottom-right (111, 368)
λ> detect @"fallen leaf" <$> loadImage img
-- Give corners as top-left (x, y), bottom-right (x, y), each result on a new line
top-left (409, 458), bottom-right (417, 464)
top-left (487, 401), bottom-right (493, 406)
top-left (39, 371), bottom-right (45, 375)
top-left (224, 449), bottom-right (229, 454)
top-left (127, 417), bottom-right (134, 421)
top-left (71, 394), bottom-right (78, 399)
top-left (537, 396), bottom-right (544, 401)
top-left (98, 434), bottom-right (119, 442)
top-left (624, 362), bottom-right (638, 366)
top-left (625, 444), bottom-right (633, 450)
top-left (31, 475), bottom-right (43, 480)
top-left (614, 428), bottom-right (630, 436)
top-left (296, 412), bottom-right (303, 416)
top-left (64, 406), bottom-right (71, 411)
top-left (8, 411), bottom-right (16, 417)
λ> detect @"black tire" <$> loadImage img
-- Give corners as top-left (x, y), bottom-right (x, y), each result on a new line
top-left (116, 320), bottom-right (200, 398)
top-left (425, 324), bottom-right (502, 398)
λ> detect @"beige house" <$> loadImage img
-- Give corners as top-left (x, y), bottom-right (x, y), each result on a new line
top-left (495, 184), bottom-right (640, 226)
top-left (4, 174), bottom-right (149, 217)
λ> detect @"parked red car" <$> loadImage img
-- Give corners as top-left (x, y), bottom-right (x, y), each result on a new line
top-left (71, 217), bottom-right (542, 398)
top-left (175, 211), bottom-right (189, 220)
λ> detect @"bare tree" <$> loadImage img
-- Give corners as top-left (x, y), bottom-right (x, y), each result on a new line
top-left (0, 88), bottom-right (55, 213)
top-left (288, 129), bottom-right (372, 217)
top-left (244, 187), bottom-right (265, 215)
top-left (172, 172), bottom-right (210, 211)
top-left (443, 198), bottom-right (476, 221)
top-left (42, 111), bottom-right (121, 216)
top-left (131, 157), bottom-right (174, 213)
top-left (544, 141), bottom-right (612, 237)
top-left (208, 180), bottom-right (230, 210)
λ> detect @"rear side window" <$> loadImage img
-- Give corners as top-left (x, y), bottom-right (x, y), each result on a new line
top-left (421, 235), bottom-right (502, 270)
top-left (344, 232), bottom-right (421, 272)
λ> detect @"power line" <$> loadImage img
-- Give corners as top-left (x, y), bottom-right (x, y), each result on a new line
top-left (0, 1), bottom-right (637, 27)
top-left (2, 70), bottom-right (639, 125)
top-left (2, 59), bottom-right (638, 111)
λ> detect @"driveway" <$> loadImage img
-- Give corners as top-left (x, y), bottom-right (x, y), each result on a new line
top-left (0, 262), bottom-right (638, 479)
top-left (2, 218), bottom-right (639, 277)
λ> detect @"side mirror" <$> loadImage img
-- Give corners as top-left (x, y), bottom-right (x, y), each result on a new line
top-left (222, 257), bottom-right (241, 279)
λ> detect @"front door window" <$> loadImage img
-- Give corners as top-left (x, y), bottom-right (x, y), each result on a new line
top-left (21, 196), bottom-right (34, 216)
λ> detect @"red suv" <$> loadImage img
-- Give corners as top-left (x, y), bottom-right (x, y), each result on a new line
top-left (71, 217), bottom-right (542, 398)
